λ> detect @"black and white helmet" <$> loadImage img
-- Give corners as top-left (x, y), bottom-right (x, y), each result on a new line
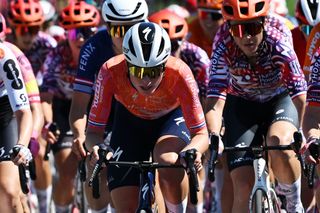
top-left (102, 0), bottom-right (148, 24)
top-left (299, 0), bottom-right (320, 26)
top-left (122, 22), bottom-right (171, 67)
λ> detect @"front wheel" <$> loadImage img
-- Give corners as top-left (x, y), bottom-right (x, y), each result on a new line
top-left (251, 189), bottom-right (271, 213)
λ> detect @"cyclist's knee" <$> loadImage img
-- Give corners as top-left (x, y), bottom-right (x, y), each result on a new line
top-left (153, 150), bottom-right (178, 165)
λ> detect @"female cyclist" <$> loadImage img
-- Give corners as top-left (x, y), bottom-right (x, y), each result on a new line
top-left (40, 1), bottom-right (100, 212)
top-left (205, 0), bottom-right (307, 212)
top-left (69, 0), bottom-right (148, 211)
top-left (0, 42), bottom-right (33, 213)
top-left (85, 22), bottom-right (209, 212)
top-left (149, 9), bottom-right (209, 212)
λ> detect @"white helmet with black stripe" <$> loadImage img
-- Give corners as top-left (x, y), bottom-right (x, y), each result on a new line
top-left (122, 22), bottom-right (171, 67)
top-left (298, 0), bottom-right (320, 26)
top-left (102, 0), bottom-right (148, 24)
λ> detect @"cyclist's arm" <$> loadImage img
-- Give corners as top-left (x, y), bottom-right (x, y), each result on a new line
top-left (292, 95), bottom-right (307, 129)
top-left (15, 46), bottom-right (44, 138)
top-left (69, 91), bottom-right (91, 139)
top-left (0, 44), bottom-right (32, 146)
top-left (86, 66), bottom-right (114, 151)
top-left (40, 92), bottom-right (53, 125)
top-left (205, 97), bottom-right (225, 135)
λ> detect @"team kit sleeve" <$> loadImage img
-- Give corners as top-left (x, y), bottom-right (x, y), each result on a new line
top-left (87, 65), bottom-right (114, 131)
top-left (307, 48), bottom-right (320, 106)
top-left (40, 49), bottom-right (59, 94)
top-left (16, 51), bottom-right (40, 103)
top-left (279, 38), bottom-right (307, 99)
top-left (175, 62), bottom-right (207, 134)
top-left (0, 44), bottom-right (29, 111)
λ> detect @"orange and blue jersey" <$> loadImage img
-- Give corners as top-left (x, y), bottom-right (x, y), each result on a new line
top-left (88, 55), bottom-right (206, 135)
top-left (5, 41), bottom-right (40, 104)
top-left (207, 15), bottom-right (307, 103)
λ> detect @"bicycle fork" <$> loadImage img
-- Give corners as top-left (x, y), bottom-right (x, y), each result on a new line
top-left (136, 170), bottom-right (155, 213)
top-left (249, 158), bottom-right (274, 213)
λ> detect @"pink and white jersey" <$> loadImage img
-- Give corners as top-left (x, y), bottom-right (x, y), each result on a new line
top-left (88, 55), bottom-right (206, 135)
top-left (0, 42), bottom-right (29, 111)
top-left (207, 15), bottom-right (306, 103)
top-left (4, 41), bottom-right (40, 103)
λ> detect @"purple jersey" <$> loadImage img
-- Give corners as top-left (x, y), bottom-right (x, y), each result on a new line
top-left (179, 41), bottom-right (210, 98)
top-left (207, 15), bottom-right (306, 102)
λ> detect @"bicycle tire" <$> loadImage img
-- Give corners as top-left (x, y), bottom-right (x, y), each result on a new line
top-left (251, 189), bottom-right (270, 213)
top-left (269, 188), bottom-right (282, 213)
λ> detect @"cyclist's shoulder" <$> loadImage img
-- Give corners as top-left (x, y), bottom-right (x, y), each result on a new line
top-left (36, 31), bottom-right (58, 48)
top-left (104, 54), bottom-right (126, 71)
top-left (180, 41), bottom-right (210, 64)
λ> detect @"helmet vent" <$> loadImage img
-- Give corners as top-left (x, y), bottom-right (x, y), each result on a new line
top-left (75, 9), bottom-right (80, 15)
top-left (176, 25), bottom-right (184, 33)
top-left (308, 0), bottom-right (319, 20)
top-left (142, 43), bottom-right (152, 61)
top-left (255, 2), bottom-right (265, 13)
top-left (240, 7), bottom-right (248, 15)
top-left (128, 37), bottom-right (136, 57)
top-left (223, 6), bottom-right (234, 16)
top-left (157, 37), bottom-right (164, 57)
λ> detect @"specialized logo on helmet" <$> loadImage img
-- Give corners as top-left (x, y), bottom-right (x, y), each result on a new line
top-left (138, 23), bottom-right (155, 43)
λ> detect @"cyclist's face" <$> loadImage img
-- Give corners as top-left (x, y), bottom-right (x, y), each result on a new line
top-left (107, 23), bottom-right (136, 54)
top-left (198, 9), bottom-right (224, 41)
top-left (14, 26), bottom-right (40, 50)
top-left (230, 18), bottom-right (264, 57)
top-left (129, 68), bottom-right (164, 96)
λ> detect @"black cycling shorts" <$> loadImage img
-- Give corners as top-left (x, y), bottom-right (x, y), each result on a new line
top-left (51, 97), bottom-right (73, 153)
top-left (0, 95), bottom-right (18, 157)
top-left (107, 101), bottom-right (190, 191)
top-left (223, 92), bottom-right (299, 171)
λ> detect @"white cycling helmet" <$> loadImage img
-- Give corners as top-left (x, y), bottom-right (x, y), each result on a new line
top-left (39, 0), bottom-right (56, 22)
top-left (102, 0), bottom-right (148, 24)
top-left (299, 0), bottom-right (320, 26)
top-left (122, 22), bottom-right (171, 67)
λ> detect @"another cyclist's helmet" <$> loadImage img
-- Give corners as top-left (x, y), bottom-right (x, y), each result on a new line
top-left (8, 0), bottom-right (44, 27)
top-left (102, 0), bottom-right (148, 24)
top-left (0, 13), bottom-right (7, 39)
top-left (149, 9), bottom-right (188, 40)
top-left (197, 0), bottom-right (223, 11)
top-left (59, 1), bottom-right (100, 30)
top-left (122, 22), bottom-right (171, 67)
top-left (39, 0), bottom-right (56, 22)
top-left (295, 0), bottom-right (320, 26)
top-left (222, 0), bottom-right (269, 21)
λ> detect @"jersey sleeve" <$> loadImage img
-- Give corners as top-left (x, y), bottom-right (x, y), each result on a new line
top-left (279, 38), bottom-right (307, 99)
top-left (304, 23), bottom-right (320, 75)
top-left (307, 47), bottom-right (320, 106)
top-left (74, 31), bottom-right (113, 95)
top-left (207, 31), bottom-right (229, 100)
top-left (87, 64), bottom-right (114, 131)
top-left (0, 44), bottom-right (30, 111)
top-left (15, 47), bottom-right (40, 103)
top-left (175, 62), bottom-right (207, 134)
top-left (40, 49), bottom-right (59, 94)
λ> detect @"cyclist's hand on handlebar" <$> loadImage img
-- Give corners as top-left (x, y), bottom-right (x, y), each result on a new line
top-left (72, 136), bottom-right (88, 160)
top-left (179, 149), bottom-right (203, 172)
top-left (89, 144), bottom-right (113, 167)
top-left (9, 144), bottom-right (33, 166)
top-left (42, 122), bottom-right (60, 144)
top-left (300, 137), bottom-right (320, 164)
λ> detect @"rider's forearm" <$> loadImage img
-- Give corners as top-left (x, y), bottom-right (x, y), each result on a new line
top-left (184, 132), bottom-right (209, 154)
top-left (292, 94), bottom-right (306, 129)
top-left (30, 102), bottom-right (44, 138)
top-left (85, 129), bottom-right (105, 152)
top-left (205, 97), bottom-right (225, 134)
top-left (69, 91), bottom-right (91, 139)
top-left (41, 92), bottom-right (53, 124)
top-left (15, 109), bottom-right (33, 146)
